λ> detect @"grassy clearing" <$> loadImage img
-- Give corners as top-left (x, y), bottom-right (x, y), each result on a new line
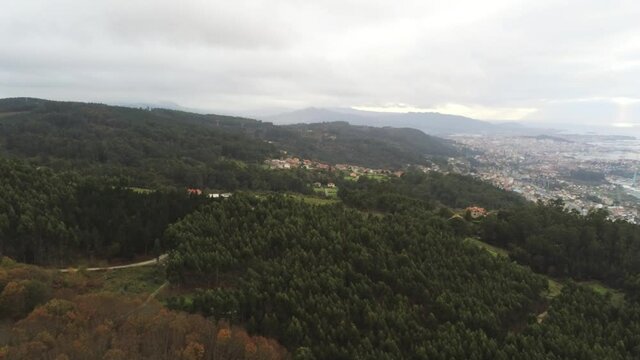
top-left (126, 186), bottom-right (154, 194)
top-left (579, 280), bottom-right (625, 305)
top-left (0, 111), bottom-right (30, 118)
top-left (545, 278), bottom-right (564, 300)
top-left (343, 174), bottom-right (389, 181)
top-left (60, 265), bottom-right (167, 296)
top-left (313, 187), bottom-right (339, 198)
top-left (98, 265), bottom-right (166, 295)
top-left (287, 194), bottom-right (340, 206)
top-left (364, 174), bottom-right (389, 181)
top-left (464, 237), bottom-right (509, 257)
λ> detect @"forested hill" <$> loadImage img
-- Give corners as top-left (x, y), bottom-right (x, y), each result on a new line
top-left (0, 98), bottom-right (457, 184)
top-left (0, 98), bottom-right (280, 187)
top-left (275, 121), bottom-right (458, 168)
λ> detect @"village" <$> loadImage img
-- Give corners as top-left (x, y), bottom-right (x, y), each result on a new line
top-left (263, 156), bottom-right (489, 219)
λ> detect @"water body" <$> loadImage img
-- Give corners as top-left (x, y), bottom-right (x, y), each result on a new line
top-left (572, 138), bottom-right (640, 161)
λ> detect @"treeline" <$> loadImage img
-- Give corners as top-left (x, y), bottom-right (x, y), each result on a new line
top-left (338, 170), bottom-right (525, 211)
top-left (164, 195), bottom-right (640, 359)
top-left (165, 195), bottom-right (549, 359)
top-left (479, 200), bottom-right (640, 297)
top-left (0, 159), bottom-right (205, 265)
top-left (274, 121), bottom-right (457, 169)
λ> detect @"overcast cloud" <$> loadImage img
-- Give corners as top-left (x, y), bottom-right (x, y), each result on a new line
top-left (1, 0), bottom-right (640, 126)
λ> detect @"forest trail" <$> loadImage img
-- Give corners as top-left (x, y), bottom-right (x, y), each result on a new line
top-left (59, 254), bottom-right (168, 273)
top-left (144, 281), bottom-right (169, 305)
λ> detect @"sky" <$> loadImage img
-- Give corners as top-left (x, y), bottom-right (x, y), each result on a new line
top-left (2, 0), bottom-right (640, 127)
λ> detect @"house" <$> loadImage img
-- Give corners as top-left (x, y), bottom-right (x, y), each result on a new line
top-left (465, 206), bottom-right (487, 219)
top-left (313, 182), bottom-right (322, 188)
top-left (187, 188), bottom-right (203, 196)
top-left (208, 193), bottom-right (220, 198)
top-left (327, 182), bottom-right (336, 188)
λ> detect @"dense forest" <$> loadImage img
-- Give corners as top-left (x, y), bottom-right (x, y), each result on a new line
top-left (165, 195), bottom-right (547, 359)
top-left (164, 195), bottom-right (640, 359)
top-left (275, 122), bottom-right (457, 168)
top-left (338, 170), bottom-right (525, 211)
top-left (0, 158), bottom-right (205, 265)
top-left (479, 200), bottom-right (640, 297)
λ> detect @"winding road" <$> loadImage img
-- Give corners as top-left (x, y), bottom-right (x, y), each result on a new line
top-left (59, 254), bottom-right (168, 273)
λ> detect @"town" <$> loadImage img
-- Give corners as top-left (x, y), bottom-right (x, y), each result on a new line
top-left (451, 134), bottom-right (640, 224)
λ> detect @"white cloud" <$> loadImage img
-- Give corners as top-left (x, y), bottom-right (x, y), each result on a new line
top-left (353, 103), bottom-right (538, 120)
top-left (1, 0), bottom-right (640, 124)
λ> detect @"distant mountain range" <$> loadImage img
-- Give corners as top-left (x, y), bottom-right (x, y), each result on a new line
top-left (265, 107), bottom-right (554, 136)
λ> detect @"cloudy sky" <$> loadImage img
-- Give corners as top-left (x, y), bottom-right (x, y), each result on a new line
top-left (2, 0), bottom-right (640, 127)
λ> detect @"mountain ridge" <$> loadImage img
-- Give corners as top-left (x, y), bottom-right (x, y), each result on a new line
top-left (266, 107), bottom-right (549, 135)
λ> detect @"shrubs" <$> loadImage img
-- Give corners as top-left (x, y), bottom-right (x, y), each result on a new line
top-left (5, 294), bottom-right (288, 360)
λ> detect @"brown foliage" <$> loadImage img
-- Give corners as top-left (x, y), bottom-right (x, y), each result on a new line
top-left (4, 293), bottom-right (289, 360)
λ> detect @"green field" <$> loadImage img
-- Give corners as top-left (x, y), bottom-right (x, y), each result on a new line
top-left (343, 174), bottom-right (389, 181)
top-left (545, 278), bottom-right (564, 300)
top-left (61, 265), bottom-right (167, 296)
top-left (464, 237), bottom-right (509, 257)
top-left (287, 194), bottom-right (340, 206)
top-left (579, 280), bottom-right (625, 305)
top-left (313, 187), bottom-right (339, 198)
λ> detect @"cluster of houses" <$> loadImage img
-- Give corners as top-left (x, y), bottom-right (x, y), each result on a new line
top-left (465, 206), bottom-right (487, 219)
top-left (334, 163), bottom-right (404, 178)
top-left (265, 157), bottom-right (405, 178)
top-left (313, 182), bottom-right (336, 188)
top-left (187, 188), bottom-right (232, 199)
top-left (264, 158), bottom-right (331, 170)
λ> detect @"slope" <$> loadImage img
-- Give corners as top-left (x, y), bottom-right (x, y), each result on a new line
top-left (268, 107), bottom-right (539, 135)
top-left (272, 121), bottom-right (458, 168)
top-left (0, 98), bottom-right (458, 175)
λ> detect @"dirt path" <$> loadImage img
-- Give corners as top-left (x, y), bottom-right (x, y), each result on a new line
top-left (144, 281), bottom-right (169, 305)
top-left (59, 254), bottom-right (168, 273)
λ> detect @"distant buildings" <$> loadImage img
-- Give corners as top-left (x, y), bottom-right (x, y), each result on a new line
top-left (454, 134), bottom-right (640, 224)
top-left (465, 207), bottom-right (487, 219)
